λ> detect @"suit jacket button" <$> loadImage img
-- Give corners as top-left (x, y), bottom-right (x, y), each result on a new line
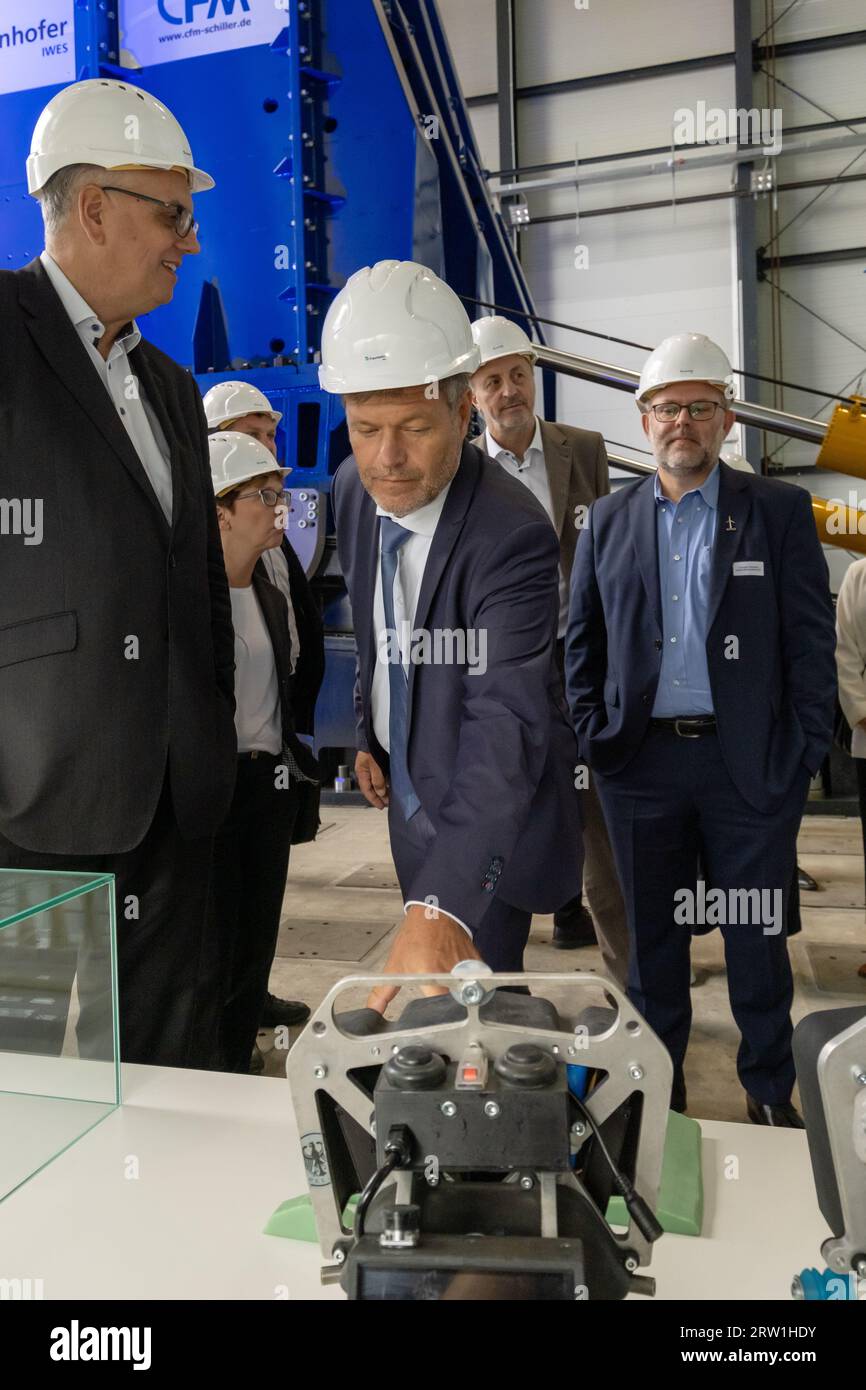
top-left (641, 694), bottom-right (650, 704)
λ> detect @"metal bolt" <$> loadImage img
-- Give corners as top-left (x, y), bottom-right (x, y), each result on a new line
top-left (332, 1247), bottom-right (346, 1265)
top-left (791, 1276), bottom-right (804, 1300)
top-left (571, 1121), bottom-right (586, 1136)
top-left (484, 1101), bottom-right (500, 1118)
top-left (628, 1064), bottom-right (644, 1081)
top-left (392, 1044), bottom-right (400, 1054)
top-left (313, 1064), bottom-right (327, 1079)
top-left (440, 1101), bottom-right (457, 1117)
top-left (461, 982), bottom-right (484, 1005)
top-left (370, 1121), bottom-right (376, 1136)
top-left (625, 1256), bottom-right (638, 1273)
top-left (520, 1175), bottom-right (534, 1190)
top-left (853, 1068), bottom-right (866, 1087)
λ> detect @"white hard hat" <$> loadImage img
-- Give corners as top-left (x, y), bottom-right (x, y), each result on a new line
top-left (209, 432), bottom-right (289, 498)
top-left (637, 333), bottom-right (735, 403)
top-left (471, 315), bottom-right (538, 368)
top-left (27, 78), bottom-right (214, 197)
top-left (318, 259), bottom-right (480, 394)
top-left (202, 381), bottom-right (282, 430)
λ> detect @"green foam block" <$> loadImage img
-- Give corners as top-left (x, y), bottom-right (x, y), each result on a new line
top-left (265, 1193), bottom-right (358, 1241)
top-left (606, 1109), bottom-right (703, 1236)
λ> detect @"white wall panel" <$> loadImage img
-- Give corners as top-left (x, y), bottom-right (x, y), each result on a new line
top-left (436, 0), bottom-right (866, 586)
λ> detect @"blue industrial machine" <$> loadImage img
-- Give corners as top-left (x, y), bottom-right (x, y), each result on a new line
top-left (0, 0), bottom-right (544, 769)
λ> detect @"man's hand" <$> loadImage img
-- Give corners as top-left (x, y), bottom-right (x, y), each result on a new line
top-left (367, 903), bottom-right (484, 1013)
top-left (355, 750), bottom-right (389, 809)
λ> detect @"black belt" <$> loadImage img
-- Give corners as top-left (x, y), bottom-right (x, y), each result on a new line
top-left (650, 716), bottom-right (717, 739)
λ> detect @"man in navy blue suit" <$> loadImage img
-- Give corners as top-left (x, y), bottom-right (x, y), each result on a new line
top-left (321, 261), bottom-right (582, 1011)
top-left (566, 333), bottom-right (836, 1125)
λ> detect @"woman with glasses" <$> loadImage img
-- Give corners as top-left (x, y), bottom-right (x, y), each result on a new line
top-left (207, 432), bottom-right (321, 1071)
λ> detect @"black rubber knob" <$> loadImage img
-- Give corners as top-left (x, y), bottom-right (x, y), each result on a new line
top-left (494, 1042), bottom-right (557, 1089)
top-left (384, 1044), bottom-right (447, 1090)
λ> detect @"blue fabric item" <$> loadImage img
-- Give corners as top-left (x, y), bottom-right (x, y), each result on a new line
top-left (380, 517), bottom-right (420, 820)
top-left (651, 465), bottom-right (719, 716)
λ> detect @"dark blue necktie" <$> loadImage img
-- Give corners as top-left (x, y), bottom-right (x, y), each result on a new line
top-left (380, 516), bottom-right (420, 820)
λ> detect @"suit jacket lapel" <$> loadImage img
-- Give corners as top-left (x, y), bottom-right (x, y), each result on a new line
top-left (539, 419), bottom-right (570, 537)
top-left (357, 488), bottom-right (380, 717)
top-left (628, 476), bottom-right (663, 634)
top-left (407, 445), bottom-right (478, 713)
top-left (706, 462), bottom-right (751, 633)
top-left (18, 260), bottom-right (170, 537)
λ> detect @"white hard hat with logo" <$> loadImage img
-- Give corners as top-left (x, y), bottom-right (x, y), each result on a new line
top-left (209, 432), bottom-right (289, 498)
top-left (637, 333), bottom-right (736, 403)
top-left (318, 259), bottom-right (480, 394)
top-left (27, 78), bottom-right (214, 196)
top-left (471, 314), bottom-right (538, 367)
top-left (202, 381), bottom-right (282, 430)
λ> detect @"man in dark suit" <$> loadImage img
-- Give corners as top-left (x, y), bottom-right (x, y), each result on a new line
top-left (566, 332), bottom-right (836, 1125)
top-left (470, 315), bottom-right (629, 984)
top-left (203, 381), bottom-right (325, 1033)
top-left (0, 79), bottom-right (237, 1066)
top-left (320, 262), bottom-right (582, 1009)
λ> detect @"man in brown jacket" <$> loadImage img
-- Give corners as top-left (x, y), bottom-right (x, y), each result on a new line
top-left (470, 315), bottom-right (628, 985)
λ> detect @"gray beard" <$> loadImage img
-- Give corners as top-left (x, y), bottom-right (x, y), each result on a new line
top-left (658, 443), bottom-right (716, 475)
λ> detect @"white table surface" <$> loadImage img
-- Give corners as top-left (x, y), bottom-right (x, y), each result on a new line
top-left (0, 1063), bottom-right (832, 1301)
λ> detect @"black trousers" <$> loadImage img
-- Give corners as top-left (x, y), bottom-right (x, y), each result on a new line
top-left (210, 755), bottom-right (303, 1071)
top-left (0, 772), bottom-right (216, 1068)
top-left (388, 802), bottom-right (532, 971)
top-left (596, 728), bottom-right (808, 1108)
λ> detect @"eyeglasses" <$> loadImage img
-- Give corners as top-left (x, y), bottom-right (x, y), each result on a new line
top-left (100, 185), bottom-right (198, 239)
top-left (648, 401), bottom-right (723, 422)
top-left (232, 487), bottom-right (290, 507)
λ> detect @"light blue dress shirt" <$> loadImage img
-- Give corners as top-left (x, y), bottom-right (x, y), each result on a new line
top-left (651, 464), bottom-right (719, 716)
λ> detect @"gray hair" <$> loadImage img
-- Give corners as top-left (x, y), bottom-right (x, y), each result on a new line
top-left (36, 164), bottom-right (105, 237)
top-left (342, 371), bottom-right (472, 413)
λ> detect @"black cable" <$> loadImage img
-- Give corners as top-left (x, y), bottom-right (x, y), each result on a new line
top-left (461, 294), bottom-right (855, 405)
top-left (569, 1096), bottom-right (663, 1244)
top-left (354, 1124), bottom-right (412, 1239)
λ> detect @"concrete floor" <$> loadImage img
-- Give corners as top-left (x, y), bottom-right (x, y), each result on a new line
top-left (262, 806), bottom-right (866, 1122)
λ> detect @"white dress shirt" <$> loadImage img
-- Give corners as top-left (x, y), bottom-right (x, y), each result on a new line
top-left (260, 545), bottom-right (302, 674)
top-left (40, 251), bottom-right (173, 523)
top-left (230, 586), bottom-right (282, 755)
top-left (836, 557), bottom-right (866, 758)
top-left (485, 416), bottom-right (568, 636)
top-left (370, 482), bottom-right (452, 752)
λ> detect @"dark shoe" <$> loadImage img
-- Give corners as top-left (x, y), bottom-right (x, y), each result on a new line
top-left (552, 903), bottom-right (597, 949)
top-left (797, 866), bottom-right (819, 892)
top-left (746, 1094), bottom-right (805, 1128)
top-left (261, 993), bottom-right (311, 1028)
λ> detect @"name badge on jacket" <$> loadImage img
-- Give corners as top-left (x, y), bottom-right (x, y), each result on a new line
top-left (733, 561), bottom-right (764, 576)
